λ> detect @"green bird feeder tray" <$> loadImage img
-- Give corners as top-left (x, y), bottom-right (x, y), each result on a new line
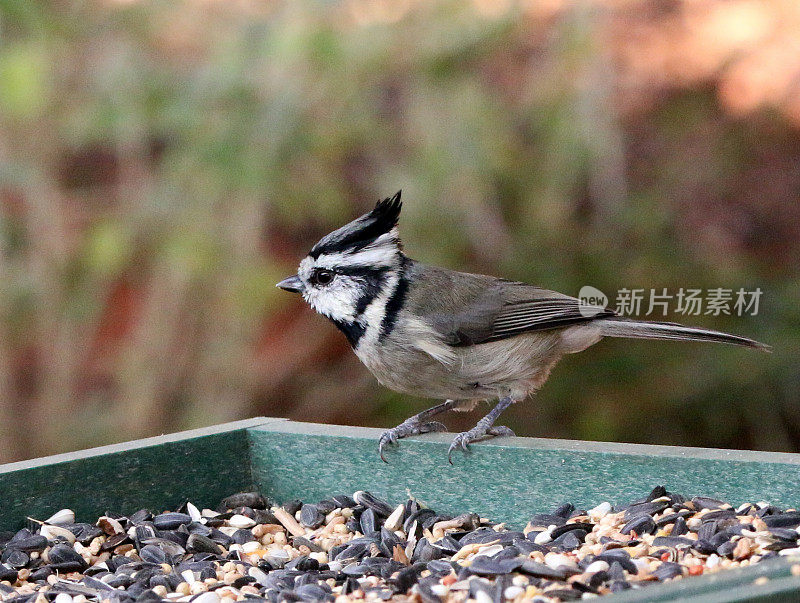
top-left (2, 417), bottom-right (800, 601)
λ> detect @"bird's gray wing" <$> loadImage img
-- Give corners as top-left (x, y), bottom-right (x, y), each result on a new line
top-left (410, 268), bottom-right (614, 346)
top-left (482, 292), bottom-right (615, 344)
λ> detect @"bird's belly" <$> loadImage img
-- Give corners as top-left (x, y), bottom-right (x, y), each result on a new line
top-left (359, 350), bottom-right (465, 399)
top-left (355, 332), bottom-right (563, 400)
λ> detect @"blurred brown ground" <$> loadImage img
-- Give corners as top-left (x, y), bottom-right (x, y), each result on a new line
top-left (1, 0), bottom-right (798, 462)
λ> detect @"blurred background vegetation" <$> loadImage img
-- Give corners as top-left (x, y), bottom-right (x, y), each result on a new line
top-left (1, 0), bottom-right (798, 463)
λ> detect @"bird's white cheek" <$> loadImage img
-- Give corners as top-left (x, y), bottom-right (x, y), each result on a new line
top-left (303, 286), bottom-right (358, 323)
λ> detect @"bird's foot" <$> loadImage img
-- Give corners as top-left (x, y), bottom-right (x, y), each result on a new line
top-left (379, 419), bottom-right (447, 462)
top-left (448, 425), bottom-right (515, 464)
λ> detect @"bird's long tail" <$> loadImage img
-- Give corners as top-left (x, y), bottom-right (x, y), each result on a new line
top-left (595, 316), bottom-right (771, 351)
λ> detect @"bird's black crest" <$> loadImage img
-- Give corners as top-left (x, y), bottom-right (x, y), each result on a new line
top-left (309, 191), bottom-right (402, 259)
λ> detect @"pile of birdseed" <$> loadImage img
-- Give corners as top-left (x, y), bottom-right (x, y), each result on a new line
top-left (2, 487), bottom-right (800, 603)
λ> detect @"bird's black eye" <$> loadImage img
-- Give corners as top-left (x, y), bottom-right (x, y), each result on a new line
top-left (312, 269), bottom-right (334, 286)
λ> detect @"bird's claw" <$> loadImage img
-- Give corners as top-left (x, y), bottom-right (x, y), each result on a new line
top-left (378, 420), bottom-right (447, 462)
top-left (447, 425), bottom-right (515, 464)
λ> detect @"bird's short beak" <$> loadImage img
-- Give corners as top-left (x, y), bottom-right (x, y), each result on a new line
top-left (276, 274), bottom-right (304, 293)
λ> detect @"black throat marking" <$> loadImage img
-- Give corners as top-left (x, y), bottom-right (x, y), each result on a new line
top-left (330, 319), bottom-right (367, 348)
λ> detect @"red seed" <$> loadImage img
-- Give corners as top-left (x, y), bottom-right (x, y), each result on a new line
top-left (689, 565), bottom-right (704, 576)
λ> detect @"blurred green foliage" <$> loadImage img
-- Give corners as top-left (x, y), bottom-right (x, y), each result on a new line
top-left (0, 0), bottom-right (798, 462)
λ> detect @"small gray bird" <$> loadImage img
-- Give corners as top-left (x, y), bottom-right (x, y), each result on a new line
top-left (277, 192), bottom-right (770, 462)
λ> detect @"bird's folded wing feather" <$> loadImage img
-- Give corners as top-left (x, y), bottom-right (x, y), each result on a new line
top-left (413, 272), bottom-right (615, 346)
top-left (485, 294), bottom-right (615, 343)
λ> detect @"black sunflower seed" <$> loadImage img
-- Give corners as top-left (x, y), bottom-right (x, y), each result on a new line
top-left (186, 534), bottom-right (221, 554)
top-left (717, 540), bottom-right (737, 557)
top-left (100, 532), bottom-right (129, 552)
top-left (620, 515), bottom-right (656, 535)
top-left (551, 522), bottom-right (594, 539)
top-left (391, 565), bottom-right (424, 593)
top-left (468, 555), bottom-right (523, 576)
top-left (765, 540), bottom-right (800, 552)
top-left (692, 539), bottom-right (717, 555)
top-left (518, 560), bottom-right (569, 580)
top-left (655, 510), bottom-right (692, 527)
top-left (341, 577), bottom-right (360, 595)
top-left (529, 514), bottom-right (567, 528)
top-left (697, 520), bottom-right (718, 541)
top-left (692, 497), bottom-right (730, 510)
top-left (430, 535), bottom-right (460, 554)
top-left (652, 562), bottom-right (684, 580)
top-left (341, 563), bottom-right (367, 577)
top-left (138, 545), bottom-right (167, 565)
top-left (220, 493), bottom-right (269, 511)
top-left (426, 559), bottom-right (454, 575)
top-left (403, 509), bottom-right (436, 534)
top-left (8, 535), bottom-right (48, 552)
top-left (412, 538), bottom-right (443, 563)
top-left (596, 552), bottom-right (636, 574)
top-left (292, 536), bottom-right (324, 553)
top-left (672, 516), bottom-right (689, 536)
top-left (0, 566), bottom-right (18, 582)
top-left (48, 544), bottom-right (88, 569)
top-left (300, 504), bottom-right (324, 529)
top-left (28, 566), bottom-right (51, 582)
top-left (359, 508), bottom-right (378, 535)
top-left (764, 513), bottom-right (800, 528)
top-left (624, 501), bottom-right (669, 519)
top-left (1, 549), bottom-right (28, 569)
top-left (769, 528), bottom-right (799, 542)
top-left (152, 513), bottom-right (191, 530)
top-left (129, 509), bottom-right (153, 525)
top-left (353, 492), bottom-right (393, 517)
top-left (551, 530), bottom-right (583, 551)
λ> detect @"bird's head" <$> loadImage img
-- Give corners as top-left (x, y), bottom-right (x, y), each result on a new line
top-left (277, 191), bottom-right (405, 340)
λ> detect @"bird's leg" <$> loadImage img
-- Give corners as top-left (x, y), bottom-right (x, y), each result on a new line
top-left (379, 399), bottom-right (467, 462)
top-left (448, 396), bottom-right (516, 463)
